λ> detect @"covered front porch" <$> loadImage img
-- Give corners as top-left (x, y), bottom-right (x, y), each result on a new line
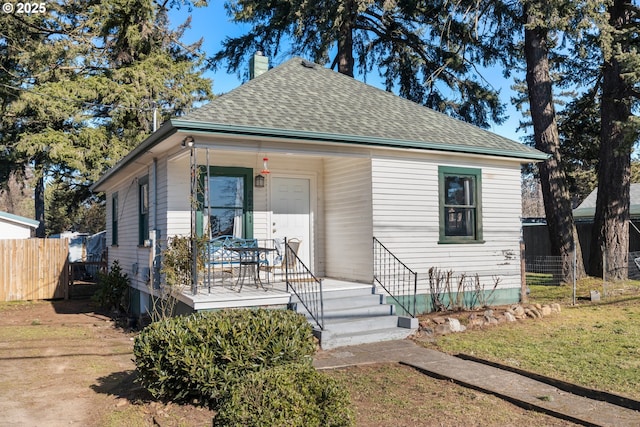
top-left (168, 140), bottom-right (376, 289)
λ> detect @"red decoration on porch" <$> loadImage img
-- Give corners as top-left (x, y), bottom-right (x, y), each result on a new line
top-left (261, 157), bottom-right (270, 174)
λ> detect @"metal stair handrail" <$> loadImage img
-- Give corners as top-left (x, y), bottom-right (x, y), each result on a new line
top-left (373, 237), bottom-right (418, 317)
top-left (284, 238), bottom-right (324, 330)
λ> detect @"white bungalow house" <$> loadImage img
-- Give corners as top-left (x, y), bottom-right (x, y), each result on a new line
top-left (92, 55), bottom-right (546, 348)
top-left (0, 211), bottom-right (39, 239)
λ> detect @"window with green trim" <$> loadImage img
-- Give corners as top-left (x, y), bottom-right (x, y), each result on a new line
top-left (198, 167), bottom-right (253, 239)
top-left (138, 176), bottom-right (149, 246)
top-left (438, 166), bottom-right (483, 243)
top-left (111, 193), bottom-right (118, 246)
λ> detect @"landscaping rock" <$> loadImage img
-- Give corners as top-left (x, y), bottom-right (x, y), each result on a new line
top-left (431, 317), bottom-right (446, 325)
top-left (446, 318), bottom-right (466, 332)
top-left (540, 305), bottom-right (552, 316)
top-left (435, 323), bottom-right (452, 335)
top-left (512, 305), bottom-right (526, 319)
top-left (417, 301), bottom-right (563, 336)
top-left (504, 312), bottom-right (516, 322)
top-left (525, 308), bottom-right (542, 319)
top-left (419, 320), bottom-right (432, 329)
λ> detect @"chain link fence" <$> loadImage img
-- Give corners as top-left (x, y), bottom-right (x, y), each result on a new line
top-left (526, 252), bottom-right (640, 286)
top-left (524, 256), bottom-right (564, 286)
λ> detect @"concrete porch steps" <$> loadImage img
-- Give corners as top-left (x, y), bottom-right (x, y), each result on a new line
top-left (290, 283), bottom-right (417, 350)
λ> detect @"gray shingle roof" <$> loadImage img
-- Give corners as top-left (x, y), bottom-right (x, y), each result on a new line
top-left (574, 183), bottom-right (640, 219)
top-left (181, 57), bottom-right (545, 160)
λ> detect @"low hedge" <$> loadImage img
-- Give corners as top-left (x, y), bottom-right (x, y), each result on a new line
top-left (133, 308), bottom-right (316, 407)
top-left (214, 363), bottom-right (355, 427)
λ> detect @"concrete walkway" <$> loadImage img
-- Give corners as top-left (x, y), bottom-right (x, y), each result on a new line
top-left (313, 340), bottom-right (640, 427)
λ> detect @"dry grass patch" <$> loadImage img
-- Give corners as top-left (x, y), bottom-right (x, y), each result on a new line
top-left (325, 363), bottom-right (577, 426)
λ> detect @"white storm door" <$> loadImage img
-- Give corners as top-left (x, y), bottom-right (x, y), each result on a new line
top-left (271, 177), bottom-right (311, 267)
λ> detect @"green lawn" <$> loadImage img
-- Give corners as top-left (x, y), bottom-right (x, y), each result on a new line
top-left (420, 278), bottom-right (640, 399)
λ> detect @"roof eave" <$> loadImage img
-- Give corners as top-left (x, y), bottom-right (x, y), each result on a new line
top-left (0, 212), bottom-right (39, 228)
top-left (171, 119), bottom-right (549, 162)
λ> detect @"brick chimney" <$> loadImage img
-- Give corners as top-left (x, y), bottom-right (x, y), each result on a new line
top-left (249, 51), bottom-right (268, 79)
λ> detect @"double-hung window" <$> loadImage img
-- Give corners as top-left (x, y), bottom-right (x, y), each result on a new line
top-left (198, 167), bottom-right (253, 239)
top-left (438, 166), bottom-right (483, 243)
top-left (139, 176), bottom-right (149, 246)
top-left (111, 193), bottom-right (118, 246)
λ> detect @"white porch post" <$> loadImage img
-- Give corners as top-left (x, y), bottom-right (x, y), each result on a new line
top-left (190, 144), bottom-right (198, 294)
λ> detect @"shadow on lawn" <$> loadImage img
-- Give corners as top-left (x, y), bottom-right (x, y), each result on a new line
top-left (91, 370), bottom-right (154, 403)
top-left (50, 297), bottom-right (109, 317)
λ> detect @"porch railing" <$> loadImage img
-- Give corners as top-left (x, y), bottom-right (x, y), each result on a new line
top-left (284, 238), bottom-right (324, 330)
top-left (373, 237), bottom-right (417, 317)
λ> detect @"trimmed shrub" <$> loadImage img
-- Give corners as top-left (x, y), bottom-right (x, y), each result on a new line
top-left (213, 363), bottom-right (355, 427)
top-left (93, 260), bottom-right (130, 314)
top-left (133, 308), bottom-right (316, 407)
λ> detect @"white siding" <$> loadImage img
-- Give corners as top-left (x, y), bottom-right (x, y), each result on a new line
top-left (166, 153), bottom-right (191, 236)
top-left (324, 158), bottom-right (373, 282)
top-left (164, 150), bottom-right (326, 273)
top-left (101, 139), bottom-right (526, 304)
top-left (105, 163), bottom-right (154, 291)
top-left (0, 221), bottom-right (33, 239)
top-left (371, 155), bottom-right (523, 293)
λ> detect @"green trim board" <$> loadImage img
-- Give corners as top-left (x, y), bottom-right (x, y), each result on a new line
top-left (138, 176), bottom-right (149, 246)
top-left (438, 166), bottom-right (484, 244)
top-left (111, 193), bottom-right (118, 245)
top-left (196, 166), bottom-right (254, 238)
top-left (386, 287), bottom-right (522, 316)
top-left (170, 119), bottom-right (549, 161)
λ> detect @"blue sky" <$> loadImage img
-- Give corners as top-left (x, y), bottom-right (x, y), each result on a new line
top-left (169, 3), bottom-right (526, 142)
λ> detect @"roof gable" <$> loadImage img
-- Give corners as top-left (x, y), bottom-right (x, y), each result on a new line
top-left (180, 57), bottom-right (545, 160)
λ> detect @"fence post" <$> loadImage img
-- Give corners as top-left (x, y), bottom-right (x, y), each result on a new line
top-left (572, 247), bottom-right (576, 306)
top-left (520, 240), bottom-right (527, 303)
top-left (601, 243), bottom-right (607, 298)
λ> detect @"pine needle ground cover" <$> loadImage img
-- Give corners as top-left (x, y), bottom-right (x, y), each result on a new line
top-left (421, 279), bottom-right (640, 399)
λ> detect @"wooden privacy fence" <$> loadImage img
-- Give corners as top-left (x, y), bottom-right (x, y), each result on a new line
top-left (0, 239), bottom-right (70, 301)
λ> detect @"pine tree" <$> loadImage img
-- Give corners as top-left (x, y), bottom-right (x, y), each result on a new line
top-left (588, 0), bottom-right (640, 279)
top-left (212, 0), bottom-right (507, 128)
top-left (522, 0), bottom-right (587, 282)
top-left (0, 0), bottom-right (212, 235)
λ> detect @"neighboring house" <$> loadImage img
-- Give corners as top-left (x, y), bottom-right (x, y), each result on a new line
top-left (523, 184), bottom-right (640, 278)
top-left (574, 184), bottom-right (640, 275)
top-left (573, 183), bottom-right (640, 226)
top-left (92, 55), bottom-right (546, 337)
top-left (0, 211), bottom-right (39, 239)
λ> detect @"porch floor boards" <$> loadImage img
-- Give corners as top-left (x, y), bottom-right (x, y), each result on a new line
top-left (180, 277), bottom-right (373, 311)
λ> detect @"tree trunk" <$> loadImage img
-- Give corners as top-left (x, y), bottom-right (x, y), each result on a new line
top-left (35, 174), bottom-right (45, 237)
top-left (336, 0), bottom-right (355, 77)
top-left (524, 10), bottom-right (585, 283)
top-left (588, 0), bottom-right (632, 280)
